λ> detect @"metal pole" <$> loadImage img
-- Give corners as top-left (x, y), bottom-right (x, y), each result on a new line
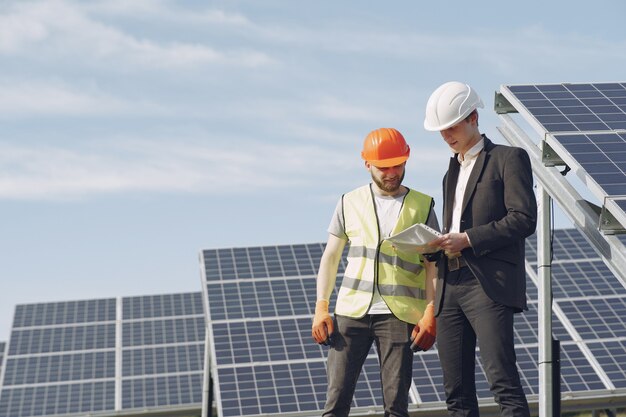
top-left (552, 339), bottom-right (561, 417)
top-left (201, 332), bottom-right (211, 417)
top-left (537, 185), bottom-right (553, 417)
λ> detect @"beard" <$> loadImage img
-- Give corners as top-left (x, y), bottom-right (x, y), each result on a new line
top-left (372, 170), bottom-right (405, 193)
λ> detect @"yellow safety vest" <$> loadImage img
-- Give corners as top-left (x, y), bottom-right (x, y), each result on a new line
top-left (335, 184), bottom-right (433, 324)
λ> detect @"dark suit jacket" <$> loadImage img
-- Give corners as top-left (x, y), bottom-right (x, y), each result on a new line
top-left (435, 135), bottom-right (537, 313)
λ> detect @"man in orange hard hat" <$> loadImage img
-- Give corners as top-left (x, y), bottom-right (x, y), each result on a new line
top-left (424, 81), bottom-right (536, 417)
top-left (312, 127), bottom-right (439, 417)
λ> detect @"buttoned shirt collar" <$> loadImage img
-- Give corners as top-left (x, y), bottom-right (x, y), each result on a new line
top-left (457, 138), bottom-right (484, 166)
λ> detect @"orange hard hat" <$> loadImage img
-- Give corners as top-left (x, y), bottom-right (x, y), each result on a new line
top-left (361, 128), bottom-right (410, 167)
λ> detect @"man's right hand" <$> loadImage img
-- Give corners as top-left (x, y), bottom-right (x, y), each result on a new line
top-left (312, 300), bottom-right (334, 345)
top-left (410, 302), bottom-right (436, 352)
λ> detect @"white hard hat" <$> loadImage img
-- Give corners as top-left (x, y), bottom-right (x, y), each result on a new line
top-left (423, 81), bottom-right (484, 131)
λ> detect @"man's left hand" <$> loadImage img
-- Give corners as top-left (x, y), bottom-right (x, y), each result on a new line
top-left (431, 232), bottom-right (470, 255)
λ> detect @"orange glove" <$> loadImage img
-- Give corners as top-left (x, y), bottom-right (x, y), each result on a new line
top-left (410, 302), bottom-right (436, 352)
top-left (312, 300), bottom-right (334, 345)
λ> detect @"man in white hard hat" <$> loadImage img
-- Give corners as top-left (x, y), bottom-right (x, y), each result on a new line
top-left (423, 81), bottom-right (537, 417)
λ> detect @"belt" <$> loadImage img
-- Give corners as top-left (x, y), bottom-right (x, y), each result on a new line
top-left (447, 255), bottom-right (468, 272)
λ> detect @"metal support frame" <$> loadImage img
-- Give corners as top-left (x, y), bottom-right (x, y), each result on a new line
top-left (536, 185), bottom-right (554, 417)
top-left (497, 114), bottom-right (626, 286)
top-left (541, 141), bottom-right (565, 167)
top-left (494, 92), bottom-right (518, 114)
top-left (542, 132), bottom-right (626, 234)
top-left (602, 196), bottom-right (626, 234)
top-left (497, 112), bottom-right (626, 417)
top-left (201, 332), bottom-right (212, 417)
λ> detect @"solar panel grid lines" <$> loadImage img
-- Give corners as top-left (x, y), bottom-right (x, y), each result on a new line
top-left (587, 340), bottom-right (626, 388)
top-left (121, 343), bottom-right (205, 377)
top-left (202, 243), bottom-right (326, 282)
top-left (122, 292), bottom-right (204, 320)
top-left (206, 277), bottom-right (322, 321)
top-left (0, 292), bottom-right (206, 417)
top-left (514, 301), bottom-right (572, 344)
top-left (118, 292), bottom-right (206, 412)
top-left (410, 351), bottom-right (445, 404)
top-left (522, 228), bottom-right (625, 392)
top-left (0, 342), bottom-right (5, 372)
top-left (204, 229), bottom-right (626, 417)
top-left (504, 82), bottom-right (626, 134)
top-left (549, 132), bottom-right (626, 196)
top-left (524, 229), bottom-right (626, 302)
top-left (557, 296), bottom-right (626, 341)
top-left (201, 243), bottom-right (386, 417)
top-left (502, 82), bottom-right (626, 233)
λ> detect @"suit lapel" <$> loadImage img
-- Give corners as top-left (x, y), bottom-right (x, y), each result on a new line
top-left (444, 157), bottom-right (460, 233)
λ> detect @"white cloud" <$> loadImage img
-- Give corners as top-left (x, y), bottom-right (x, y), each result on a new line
top-left (0, 0), bottom-right (274, 69)
top-left (0, 80), bottom-right (165, 116)
top-left (0, 139), bottom-right (362, 200)
top-left (81, 0), bottom-right (251, 26)
top-left (0, 9), bottom-right (48, 52)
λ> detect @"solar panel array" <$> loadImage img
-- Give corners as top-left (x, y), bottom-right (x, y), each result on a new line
top-left (501, 82), bottom-right (626, 230)
top-left (0, 342), bottom-right (5, 379)
top-left (503, 83), bottom-right (626, 133)
top-left (202, 230), bottom-right (626, 417)
top-left (2, 230), bottom-right (625, 417)
top-left (201, 243), bottom-right (349, 416)
top-left (0, 292), bottom-right (205, 417)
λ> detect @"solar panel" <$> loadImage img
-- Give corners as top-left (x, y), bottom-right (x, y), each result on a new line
top-left (0, 292), bottom-right (205, 417)
top-left (0, 342), bottom-right (5, 380)
top-left (500, 82), bottom-right (626, 232)
top-left (201, 243), bottom-right (383, 417)
top-left (202, 229), bottom-right (626, 417)
top-left (587, 340), bottom-right (626, 389)
top-left (504, 83), bottom-right (626, 133)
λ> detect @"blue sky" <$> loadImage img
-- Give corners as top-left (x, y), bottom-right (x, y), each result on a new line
top-left (1, 0), bottom-right (625, 340)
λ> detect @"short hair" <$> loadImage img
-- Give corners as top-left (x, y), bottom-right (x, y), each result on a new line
top-left (464, 109), bottom-right (479, 127)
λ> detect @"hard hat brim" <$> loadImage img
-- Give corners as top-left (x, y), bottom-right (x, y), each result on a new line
top-left (365, 155), bottom-right (409, 168)
top-left (423, 106), bottom-right (477, 131)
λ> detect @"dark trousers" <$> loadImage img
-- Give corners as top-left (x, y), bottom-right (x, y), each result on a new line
top-left (437, 268), bottom-right (530, 417)
top-left (323, 314), bottom-right (414, 417)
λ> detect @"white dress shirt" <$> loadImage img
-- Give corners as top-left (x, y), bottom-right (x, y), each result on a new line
top-left (450, 139), bottom-right (484, 233)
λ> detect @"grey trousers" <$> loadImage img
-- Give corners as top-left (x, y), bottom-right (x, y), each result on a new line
top-left (437, 268), bottom-right (530, 417)
top-left (322, 314), bottom-right (414, 417)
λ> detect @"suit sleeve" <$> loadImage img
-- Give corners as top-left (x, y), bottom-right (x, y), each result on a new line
top-left (466, 147), bottom-right (537, 257)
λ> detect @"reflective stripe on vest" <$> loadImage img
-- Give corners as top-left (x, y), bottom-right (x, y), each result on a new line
top-left (335, 184), bottom-right (433, 324)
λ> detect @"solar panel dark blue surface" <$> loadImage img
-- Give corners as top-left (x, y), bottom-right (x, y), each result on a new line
top-left (202, 243), bottom-right (331, 281)
top-left (550, 132), bottom-right (626, 195)
top-left (587, 340), bottom-right (626, 388)
top-left (515, 302), bottom-right (572, 343)
top-left (503, 82), bottom-right (626, 231)
top-left (119, 293), bottom-right (205, 413)
top-left (121, 374), bottom-right (203, 409)
top-left (203, 231), bottom-right (626, 417)
top-left (507, 83), bottom-right (626, 133)
top-left (558, 297), bottom-right (626, 340)
top-left (202, 243), bottom-right (383, 416)
top-left (216, 356), bottom-right (382, 417)
top-left (0, 342), bottom-right (5, 379)
top-left (207, 278), bottom-right (317, 320)
top-left (12, 298), bottom-right (116, 328)
top-left (0, 293), bottom-right (205, 417)
top-left (1, 381), bottom-right (116, 417)
top-left (211, 318), bottom-right (328, 365)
